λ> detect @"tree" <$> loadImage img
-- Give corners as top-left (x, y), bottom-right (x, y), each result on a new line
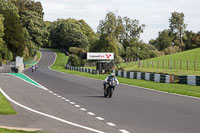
top-left (0, 14), bottom-right (4, 60)
top-left (76, 19), bottom-right (98, 48)
top-left (50, 19), bottom-right (90, 51)
top-left (0, 0), bottom-right (26, 58)
top-left (121, 17), bottom-right (145, 45)
top-left (0, 14), bottom-right (4, 50)
top-left (149, 29), bottom-right (173, 51)
top-left (12, 0), bottom-right (48, 56)
top-left (11, 0), bottom-right (44, 16)
top-left (20, 10), bottom-right (48, 48)
top-left (96, 12), bottom-right (145, 62)
top-left (183, 31), bottom-right (200, 50)
top-left (169, 12), bottom-right (187, 50)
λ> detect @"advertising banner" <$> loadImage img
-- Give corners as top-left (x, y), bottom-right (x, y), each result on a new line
top-left (87, 52), bottom-right (114, 60)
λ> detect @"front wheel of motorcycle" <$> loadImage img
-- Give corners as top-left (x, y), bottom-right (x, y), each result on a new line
top-left (109, 88), bottom-right (113, 98)
top-left (104, 90), bottom-right (108, 97)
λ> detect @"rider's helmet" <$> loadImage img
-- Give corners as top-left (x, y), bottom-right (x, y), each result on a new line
top-left (110, 72), bottom-right (115, 77)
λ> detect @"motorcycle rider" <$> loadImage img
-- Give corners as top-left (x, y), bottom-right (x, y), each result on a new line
top-left (103, 72), bottom-right (119, 90)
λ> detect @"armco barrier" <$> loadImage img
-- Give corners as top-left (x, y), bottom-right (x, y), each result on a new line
top-left (179, 76), bottom-right (200, 86)
top-left (112, 70), bottom-right (173, 84)
top-left (66, 66), bottom-right (199, 86)
top-left (66, 66), bottom-right (96, 74)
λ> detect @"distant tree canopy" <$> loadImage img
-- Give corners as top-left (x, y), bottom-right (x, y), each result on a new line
top-left (1, 0), bottom-right (199, 65)
top-left (0, 0), bottom-right (47, 60)
top-left (0, 0), bottom-right (26, 59)
top-left (49, 19), bottom-right (97, 51)
top-left (0, 14), bottom-right (4, 49)
top-left (12, 0), bottom-right (48, 57)
top-left (149, 11), bottom-right (200, 55)
top-left (169, 12), bottom-right (187, 50)
top-left (11, 0), bottom-right (44, 16)
top-left (183, 31), bottom-right (200, 50)
top-left (0, 14), bottom-right (4, 61)
top-left (93, 12), bottom-right (154, 62)
top-left (149, 29), bottom-right (173, 51)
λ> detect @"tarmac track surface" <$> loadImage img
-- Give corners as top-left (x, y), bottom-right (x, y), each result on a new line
top-left (1, 49), bottom-right (200, 133)
top-left (25, 49), bottom-right (200, 133)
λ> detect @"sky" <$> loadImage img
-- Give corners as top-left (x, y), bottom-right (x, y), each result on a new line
top-left (38, 0), bottom-right (200, 43)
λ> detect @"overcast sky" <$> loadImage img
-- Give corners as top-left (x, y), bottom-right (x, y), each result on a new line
top-left (38, 0), bottom-right (200, 43)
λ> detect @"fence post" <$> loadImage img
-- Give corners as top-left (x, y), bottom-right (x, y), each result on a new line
top-left (168, 60), bottom-right (170, 69)
top-left (143, 60), bottom-right (144, 68)
top-left (174, 60), bottom-right (175, 69)
top-left (152, 60), bottom-right (154, 68)
top-left (163, 60), bottom-right (164, 69)
top-left (135, 58), bottom-right (136, 65)
top-left (157, 60), bottom-right (159, 68)
top-left (194, 59), bottom-right (196, 71)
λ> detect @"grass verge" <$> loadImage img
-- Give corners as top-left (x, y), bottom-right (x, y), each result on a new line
top-left (119, 48), bottom-right (200, 75)
top-left (0, 92), bottom-right (16, 115)
top-left (0, 128), bottom-right (45, 133)
top-left (50, 49), bottom-right (200, 98)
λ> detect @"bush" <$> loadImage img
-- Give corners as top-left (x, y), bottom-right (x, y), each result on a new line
top-left (69, 47), bottom-right (85, 55)
top-left (163, 46), bottom-right (181, 55)
top-left (68, 55), bottom-right (81, 66)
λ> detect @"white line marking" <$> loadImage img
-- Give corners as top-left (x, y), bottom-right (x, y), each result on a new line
top-left (53, 93), bottom-right (58, 96)
top-left (106, 123), bottom-right (116, 127)
top-left (0, 88), bottom-right (105, 133)
top-left (48, 51), bottom-right (57, 69)
top-left (96, 117), bottom-right (104, 121)
top-left (65, 99), bottom-right (70, 102)
top-left (119, 129), bottom-right (131, 133)
top-left (61, 97), bottom-right (66, 100)
top-left (74, 105), bottom-right (80, 108)
top-left (23, 74), bottom-right (48, 91)
top-left (48, 91), bottom-right (53, 93)
top-left (70, 102), bottom-right (75, 105)
top-left (80, 108), bottom-right (87, 111)
top-left (87, 112), bottom-right (95, 116)
top-left (57, 95), bottom-right (61, 98)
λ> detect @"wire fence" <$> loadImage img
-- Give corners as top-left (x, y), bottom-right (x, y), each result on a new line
top-left (135, 59), bottom-right (200, 71)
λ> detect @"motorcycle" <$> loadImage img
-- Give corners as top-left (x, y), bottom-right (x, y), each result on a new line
top-left (104, 78), bottom-right (116, 98)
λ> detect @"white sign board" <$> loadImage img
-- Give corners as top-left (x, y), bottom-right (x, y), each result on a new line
top-left (16, 56), bottom-right (24, 67)
top-left (87, 52), bottom-right (114, 60)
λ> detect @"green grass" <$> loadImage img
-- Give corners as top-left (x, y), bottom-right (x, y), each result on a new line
top-left (0, 128), bottom-right (45, 133)
top-left (50, 49), bottom-right (200, 98)
top-left (0, 92), bottom-right (16, 115)
top-left (120, 48), bottom-right (200, 75)
top-left (50, 49), bottom-right (69, 70)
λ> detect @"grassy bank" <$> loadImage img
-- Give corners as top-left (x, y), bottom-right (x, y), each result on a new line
top-left (50, 49), bottom-right (200, 98)
top-left (0, 92), bottom-right (16, 115)
top-left (120, 48), bottom-right (200, 75)
top-left (0, 128), bottom-right (45, 133)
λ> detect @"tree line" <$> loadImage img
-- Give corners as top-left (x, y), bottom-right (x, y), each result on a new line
top-left (46, 12), bottom-right (156, 66)
top-left (0, 0), bottom-right (48, 61)
top-left (150, 12), bottom-right (200, 55)
top-left (0, 0), bottom-right (199, 66)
